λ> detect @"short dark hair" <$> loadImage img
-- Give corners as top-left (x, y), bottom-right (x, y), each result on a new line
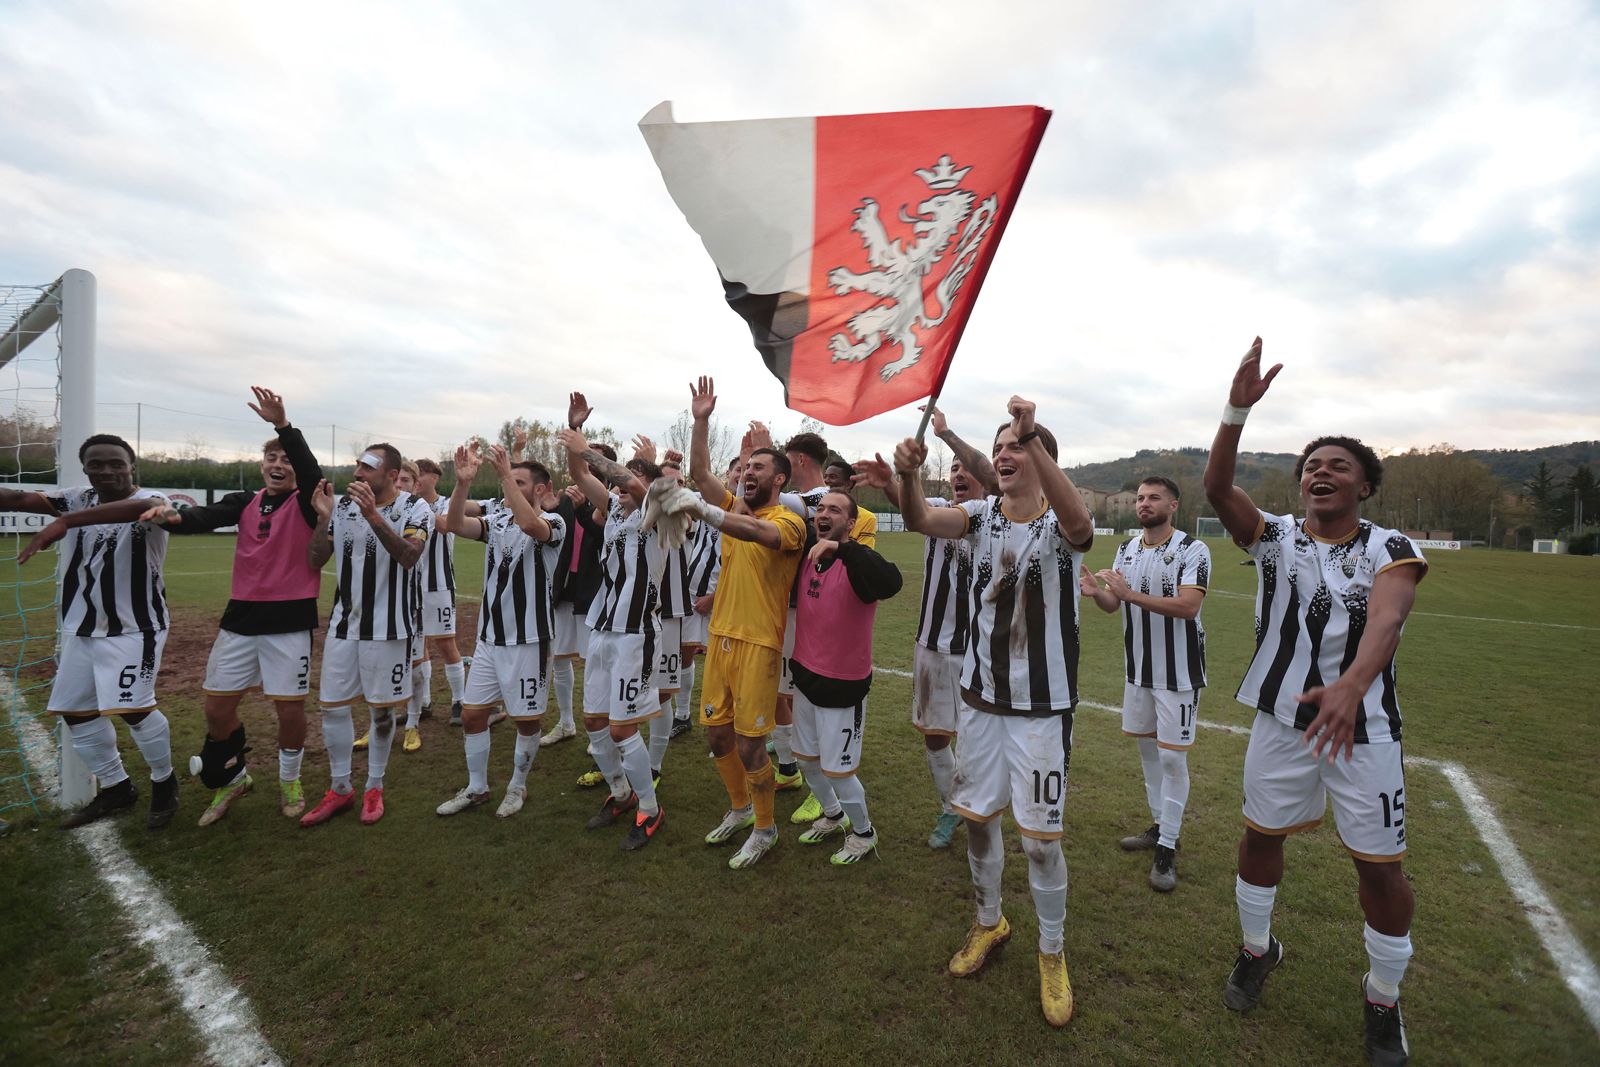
top-left (626, 458), bottom-right (662, 483)
top-left (726, 456), bottom-right (740, 473)
top-left (1139, 476), bottom-right (1181, 499)
top-left (751, 447), bottom-right (791, 487)
top-left (79, 434), bottom-right (136, 465)
top-left (824, 458), bottom-right (854, 480)
top-left (514, 461), bottom-right (551, 486)
top-left (593, 442), bottom-right (618, 462)
top-left (993, 423), bottom-right (1059, 462)
top-left (783, 432), bottom-right (828, 467)
top-left (823, 489), bottom-right (859, 526)
top-left (262, 437), bottom-right (283, 455)
top-left (415, 457), bottom-right (443, 477)
top-left (362, 442), bottom-right (402, 472)
top-left (1294, 435), bottom-right (1383, 492)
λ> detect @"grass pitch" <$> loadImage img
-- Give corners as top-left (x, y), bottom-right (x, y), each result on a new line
top-left (2, 533), bottom-right (1597, 1064)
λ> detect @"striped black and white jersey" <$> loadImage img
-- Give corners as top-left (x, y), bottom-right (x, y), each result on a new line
top-left (585, 497), bottom-right (667, 636)
top-left (1114, 530), bottom-right (1210, 691)
top-left (45, 487), bottom-right (170, 637)
top-left (1236, 512), bottom-right (1427, 743)
top-left (421, 495), bottom-right (455, 595)
top-left (328, 491), bottom-right (433, 641)
top-left (958, 498), bottom-right (1090, 715)
top-left (916, 496), bottom-right (973, 655)
top-left (656, 539), bottom-right (695, 620)
top-left (686, 514), bottom-right (722, 601)
top-left (477, 508), bottom-right (567, 646)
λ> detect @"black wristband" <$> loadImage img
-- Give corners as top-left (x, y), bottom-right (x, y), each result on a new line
top-left (1016, 430), bottom-right (1041, 446)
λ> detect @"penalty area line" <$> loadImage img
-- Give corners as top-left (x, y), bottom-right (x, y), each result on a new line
top-left (5, 681), bottom-right (283, 1067)
top-left (873, 665), bottom-right (1600, 1036)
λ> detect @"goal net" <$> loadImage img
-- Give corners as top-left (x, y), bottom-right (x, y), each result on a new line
top-left (1194, 515), bottom-right (1227, 539)
top-left (0, 269), bottom-right (96, 820)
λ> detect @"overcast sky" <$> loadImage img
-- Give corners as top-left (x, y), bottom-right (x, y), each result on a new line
top-left (2, 0), bottom-right (1596, 471)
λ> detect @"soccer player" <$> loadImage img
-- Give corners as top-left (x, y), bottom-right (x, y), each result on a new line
top-left (11, 436), bottom-right (177, 830)
top-left (788, 490), bottom-right (902, 864)
top-left (299, 444), bottom-right (432, 827)
top-left (896, 395), bottom-right (1095, 1028)
top-left (138, 387), bottom-right (323, 824)
top-left (853, 403), bottom-right (998, 849)
top-left (413, 456), bottom-right (469, 727)
top-left (680, 377), bottom-right (805, 869)
top-left (435, 444), bottom-right (566, 819)
top-left (673, 456), bottom-right (731, 738)
top-left (653, 449), bottom-right (698, 757)
top-left (825, 456), bottom-right (880, 545)
top-left (771, 430), bottom-right (830, 799)
top-left (1203, 339), bottom-right (1424, 1067)
top-left (544, 467), bottom-right (607, 750)
top-left (556, 397), bottom-right (668, 851)
top-left (1081, 475), bottom-right (1210, 891)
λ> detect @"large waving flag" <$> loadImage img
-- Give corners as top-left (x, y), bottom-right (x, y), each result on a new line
top-left (641, 102), bottom-right (1050, 425)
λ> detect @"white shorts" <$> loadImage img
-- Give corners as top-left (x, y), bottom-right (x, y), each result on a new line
top-left (422, 590), bottom-right (457, 637)
top-left (1121, 682), bottom-right (1199, 750)
top-left (681, 611), bottom-right (710, 649)
top-left (950, 701), bottom-right (1073, 840)
top-left (912, 644), bottom-right (963, 736)
top-left (47, 631), bottom-right (166, 716)
top-left (656, 616), bottom-right (685, 691)
top-left (320, 635), bottom-right (412, 708)
top-left (778, 607), bottom-right (798, 696)
top-left (203, 629), bottom-right (313, 699)
top-left (462, 641), bottom-right (549, 719)
top-left (792, 690), bottom-right (865, 778)
top-left (552, 607), bottom-right (590, 659)
top-left (582, 630), bottom-right (660, 723)
top-left (1243, 712), bottom-right (1408, 860)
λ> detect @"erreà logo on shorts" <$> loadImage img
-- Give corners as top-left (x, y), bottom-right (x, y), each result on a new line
top-left (1047, 808), bottom-right (1061, 824)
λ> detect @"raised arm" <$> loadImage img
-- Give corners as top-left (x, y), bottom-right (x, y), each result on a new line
top-left (558, 425), bottom-right (636, 511)
top-left (852, 453), bottom-right (903, 509)
top-left (349, 481), bottom-right (424, 569)
top-left (487, 444), bottom-right (553, 542)
top-left (1008, 396), bottom-right (1094, 549)
top-left (925, 404), bottom-right (1000, 496)
top-left (893, 437), bottom-right (968, 539)
top-left (1203, 337), bottom-right (1281, 547)
top-left (308, 480), bottom-right (335, 568)
top-left (682, 490), bottom-right (796, 551)
top-left (446, 443), bottom-right (487, 541)
top-left (248, 386), bottom-right (323, 525)
top-left (1296, 562), bottom-right (1422, 763)
top-left (687, 376), bottom-right (726, 501)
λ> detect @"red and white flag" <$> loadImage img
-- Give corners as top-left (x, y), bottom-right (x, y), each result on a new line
top-left (641, 102), bottom-right (1051, 425)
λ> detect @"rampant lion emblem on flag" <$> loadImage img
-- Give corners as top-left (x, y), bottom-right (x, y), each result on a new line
top-left (827, 155), bottom-right (997, 381)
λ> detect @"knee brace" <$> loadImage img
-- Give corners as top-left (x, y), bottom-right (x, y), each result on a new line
top-left (199, 725), bottom-right (249, 789)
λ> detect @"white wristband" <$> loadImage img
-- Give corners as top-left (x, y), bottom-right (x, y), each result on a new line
top-left (700, 503), bottom-right (727, 530)
top-left (1222, 402), bottom-right (1251, 426)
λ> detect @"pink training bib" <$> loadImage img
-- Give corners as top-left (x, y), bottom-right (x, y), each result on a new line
top-left (232, 490), bottom-right (320, 602)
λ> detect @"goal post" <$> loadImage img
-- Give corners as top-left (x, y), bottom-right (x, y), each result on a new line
top-left (1194, 515), bottom-right (1226, 539)
top-left (0, 269), bottom-right (97, 816)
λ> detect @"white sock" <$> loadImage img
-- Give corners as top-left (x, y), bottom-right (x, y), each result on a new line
top-left (616, 732), bottom-right (658, 815)
top-left (279, 747), bottom-right (303, 783)
top-left (647, 715), bottom-right (670, 772)
top-left (510, 731), bottom-right (540, 789)
top-left (587, 727), bottom-right (627, 798)
top-left (926, 745), bottom-right (955, 813)
top-left (1236, 876), bottom-right (1278, 954)
top-left (798, 760), bottom-right (842, 817)
top-left (676, 660), bottom-right (696, 720)
top-left (406, 667), bottom-right (424, 729)
top-left (126, 710), bottom-right (173, 782)
top-left (771, 722), bottom-right (795, 767)
top-left (967, 817), bottom-right (1005, 926)
top-left (1364, 924), bottom-right (1412, 1005)
top-left (365, 708), bottom-right (397, 790)
top-left (552, 660), bottom-right (575, 727)
top-left (69, 716), bottom-right (128, 787)
top-left (322, 707), bottom-right (355, 793)
top-left (444, 661), bottom-right (465, 702)
top-left (1023, 838), bottom-right (1068, 955)
top-left (1137, 736), bottom-right (1162, 824)
top-left (832, 773), bottom-right (872, 835)
top-left (465, 729), bottom-right (491, 793)
top-left (419, 659), bottom-right (434, 705)
top-left (1157, 746), bottom-right (1190, 849)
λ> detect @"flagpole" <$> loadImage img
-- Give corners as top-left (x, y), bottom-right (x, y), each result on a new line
top-left (914, 394), bottom-right (940, 444)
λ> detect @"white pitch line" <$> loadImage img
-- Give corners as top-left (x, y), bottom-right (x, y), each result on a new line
top-left (7, 686), bottom-right (283, 1067)
top-left (1206, 589), bottom-right (1600, 632)
top-left (872, 665), bottom-right (1600, 1035)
